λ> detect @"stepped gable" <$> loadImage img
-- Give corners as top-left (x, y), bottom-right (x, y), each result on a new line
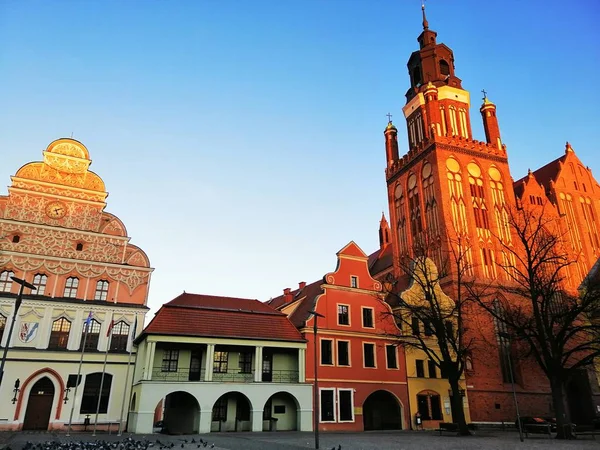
top-left (141, 293), bottom-right (305, 342)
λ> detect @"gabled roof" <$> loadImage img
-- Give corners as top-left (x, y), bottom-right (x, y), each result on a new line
top-left (267, 279), bottom-right (324, 328)
top-left (514, 155), bottom-right (566, 194)
top-left (140, 293), bottom-right (305, 343)
top-left (368, 244), bottom-right (394, 278)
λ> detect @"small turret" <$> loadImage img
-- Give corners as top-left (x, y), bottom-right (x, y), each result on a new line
top-left (379, 212), bottom-right (391, 248)
top-left (384, 116), bottom-right (399, 167)
top-left (480, 91), bottom-right (502, 149)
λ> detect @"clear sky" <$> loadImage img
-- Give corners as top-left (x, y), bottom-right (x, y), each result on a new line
top-left (1, 0), bottom-right (599, 314)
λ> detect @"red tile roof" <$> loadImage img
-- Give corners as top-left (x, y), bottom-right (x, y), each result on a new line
top-left (268, 279), bottom-right (324, 328)
top-left (141, 293), bottom-right (305, 342)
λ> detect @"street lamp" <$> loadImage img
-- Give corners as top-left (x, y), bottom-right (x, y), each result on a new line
top-left (308, 310), bottom-right (325, 450)
top-left (499, 331), bottom-right (524, 442)
top-left (0, 276), bottom-right (36, 389)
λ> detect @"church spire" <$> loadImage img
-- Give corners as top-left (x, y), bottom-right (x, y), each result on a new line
top-left (422, 3), bottom-right (429, 30)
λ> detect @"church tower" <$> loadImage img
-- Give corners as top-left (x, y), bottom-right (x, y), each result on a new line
top-left (385, 5), bottom-right (515, 281)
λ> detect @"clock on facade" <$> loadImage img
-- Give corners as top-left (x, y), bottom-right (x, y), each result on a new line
top-left (45, 201), bottom-right (67, 219)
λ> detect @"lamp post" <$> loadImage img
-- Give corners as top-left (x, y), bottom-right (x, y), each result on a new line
top-left (0, 276), bottom-right (36, 389)
top-left (308, 310), bottom-right (325, 450)
top-left (499, 331), bottom-right (524, 442)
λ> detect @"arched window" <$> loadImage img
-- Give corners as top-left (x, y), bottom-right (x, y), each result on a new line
top-left (32, 274), bottom-right (48, 296)
top-left (49, 317), bottom-right (71, 349)
top-left (439, 59), bottom-right (450, 76)
top-left (0, 271), bottom-right (14, 293)
top-left (81, 319), bottom-right (101, 351)
top-left (110, 321), bottom-right (130, 352)
top-left (439, 107), bottom-right (447, 135)
top-left (412, 66), bottom-right (422, 86)
top-left (468, 163), bottom-right (490, 234)
top-left (559, 192), bottom-right (584, 280)
top-left (94, 280), bottom-right (109, 301)
top-left (448, 107), bottom-right (458, 136)
top-left (416, 390), bottom-right (443, 420)
top-left (446, 158), bottom-right (473, 275)
top-left (395, 184), bottom-right (409, 256)
top-left (80, 373), bottom-right (113, 414)
top-left (458, 108), bottom-right (468, 138)
top-left (488, 167), bottom-right (515, 279)
top-left (580, 197), bottom-right (600, 251)
top-left (492, 300), bottom-right (518, 384)
top-left (63, 277), bottom-right (79, 298)
top-left (408, 173), bottom-right (423, 238)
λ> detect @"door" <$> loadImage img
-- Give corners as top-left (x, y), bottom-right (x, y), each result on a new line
top-left (189, 350), bottom-right (202, 381)
top-left (23, 377), bottom-right (55, 430)
top-left (262, 352), bottom-right (273, 382)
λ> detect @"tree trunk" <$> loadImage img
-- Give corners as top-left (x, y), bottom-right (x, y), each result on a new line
top-left (448, 375), bottom-right (471, 436)
top-left (550, 376), bottom-right (575, 439)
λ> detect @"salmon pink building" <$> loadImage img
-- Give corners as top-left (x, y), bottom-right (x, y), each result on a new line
top-left (269, 242), bottom-right (410, 431)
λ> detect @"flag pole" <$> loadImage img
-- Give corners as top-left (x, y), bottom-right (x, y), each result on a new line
top-left (93, 313), bottom-right (114, 436)
top-left (117, 316), bottom-right (137, 436)
top-left (66, 311), bottom-right (92, 437)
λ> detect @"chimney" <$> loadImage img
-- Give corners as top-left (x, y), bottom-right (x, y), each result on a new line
top-left (298, 281), bottom-right (306, 290)
top-left (283, 288), bottom-right (293, 303)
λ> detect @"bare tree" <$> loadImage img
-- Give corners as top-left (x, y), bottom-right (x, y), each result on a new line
top-left (383, 232), bottom-right (474, 435)
top-left (468, 204), bottom-right (600, 439)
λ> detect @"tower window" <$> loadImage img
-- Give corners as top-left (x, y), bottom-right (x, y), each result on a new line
top-left (440, 59), bottom-right (450, 76)
top-left (76, 243), bottom-right (84, 251)
top-left (412, 66), bottom-right (422, 86)
top-left (12, 235), bottom-right (20, 243)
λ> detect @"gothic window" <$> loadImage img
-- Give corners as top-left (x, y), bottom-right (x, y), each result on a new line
top-left (81, 319), bottom-right (101, 351)
top-left (94, 280), bottom-right (109, 301)
top-left (63, 277), bottom-right (79, 298)
top-left (468, 163), bottom-right (490, 236)
top-left (422, 161), bottom-right (441, 265)
top-left (395, 184), bottom-right (409, 256)
top-left (416, 114), bottom-right (424, 143)
top-left (493, 300), bottom-right (518, 384)
top-left (440, 59), bottom-right (450, 76)
top-left (440, 107), bottom-right (447, 135)
top-left (446, 158), bottom-right (473, 274)
top-left (0, 271), bottom-right (14, 293)
top-left (110, 321), bottom-right (130, 351)
top-left (449, 107), bottom-right (458, 136)
top-left (409, 119), bottom-right (416, 147)
top-left (80, 373), bottom-right (112, 414)
top-left (459, 109), bottom-right (468, 138)
top-left (480, 246), bottom-right (498, 279)
top-left (49, 317), bottom-right (71, 349)
top-left (408, 173), bottom-right (423, 238)
top-left (581, 197), bottom-right (600, 251)
top-left (32, 274), bottom-right (48, 296)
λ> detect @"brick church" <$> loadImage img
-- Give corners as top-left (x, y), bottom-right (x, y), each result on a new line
top-left (368, 5), bottom-right (600, 424)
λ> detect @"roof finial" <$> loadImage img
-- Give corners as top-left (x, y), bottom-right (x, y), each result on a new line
top-left (422, 2), bottom-right (429, 30)
top-left (565, 141), bottom-right (574, 153)
top-left (481, 89), bottom-right (487, 101)
top-left (386, 112), bottom-right (393, 123)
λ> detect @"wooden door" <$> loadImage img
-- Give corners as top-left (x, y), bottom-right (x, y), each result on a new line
top-left (23, 377), bottom-right (55, 430)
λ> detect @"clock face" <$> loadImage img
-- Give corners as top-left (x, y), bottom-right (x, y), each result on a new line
top-left (45, 201), bottom-right (67, 219)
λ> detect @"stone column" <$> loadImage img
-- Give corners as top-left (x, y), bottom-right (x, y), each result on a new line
top-left (298, 348), bottom-right (306, 382)
top-left (254, 346), bottom-right (263, 382)
top-left (205, 344), bottom-right (215, 381)
top-left (144, 341), bottom-right (156, 380)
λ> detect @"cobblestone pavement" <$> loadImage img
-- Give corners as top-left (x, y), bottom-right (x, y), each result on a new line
top-left (1, 430), bottom-right (598, 450)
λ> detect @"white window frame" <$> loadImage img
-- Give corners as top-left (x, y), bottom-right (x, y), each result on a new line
top-left (337, 303), bottom-right (351, 327)
top-left (361, 307), bottom-right (375, 329)
top-left (319, 388), bottom-right (336, 423)
top-left (337, 388), bottom-right (355, 423)
top-left (350, 275), bottom-right (358, 288)
top-left (385, 344), bottom-right (399, 370)
top-left (336, 339), bottom-right (351, 367)
top-left (362, 341), bottom-right (377, 369)
top-left (320, 338), bottom-right (334, 366)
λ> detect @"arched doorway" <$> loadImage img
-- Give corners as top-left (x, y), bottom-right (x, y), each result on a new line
top-left (263, 392), bottom-right (299, 431)
top-left (363, 390), bottom-right (402, 431)
top-left (161, 391), bottom-right (199, 434)
top-left (23, 377), bottom-right (55, 430)
top-left (211, 392), bottom-right (252, 432)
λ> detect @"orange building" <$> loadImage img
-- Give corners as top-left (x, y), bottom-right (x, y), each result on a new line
top-left (377, 6), bottom-right (600, 425)
top-left (269, 242), bottom-right (410, 431)
top-left (0, 138), bottom-right (152, 431)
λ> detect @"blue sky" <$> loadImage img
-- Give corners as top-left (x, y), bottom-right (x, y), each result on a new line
top-left (1, 0), bottom-right (599, 313)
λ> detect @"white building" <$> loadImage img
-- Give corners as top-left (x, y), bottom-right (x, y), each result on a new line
top-left (0, 138), bottom-right (152, 431)
top-left (129, 293), bottom-right (313, 434)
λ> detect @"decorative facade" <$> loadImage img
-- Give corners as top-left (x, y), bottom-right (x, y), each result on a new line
top-left (129, 294), bottom-right (312, 434)
top-left (269, 242), bottom-right (410, 432)
top-left (0, 138), bottom-right (152, 431)
top-left (378, 6), bottom-right (600, 425)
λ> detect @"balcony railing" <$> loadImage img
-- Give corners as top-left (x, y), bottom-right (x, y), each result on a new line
top-left (150, 367), bottom-right (299, 383)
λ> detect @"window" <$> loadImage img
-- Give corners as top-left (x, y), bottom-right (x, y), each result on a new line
top-left (0, 271), bottom-right (14, 293)
top-left (416, 359), bottom-right (425, 378)
top-left (110, 321), bottom-right (130, 351)
top-left (411, 317), bottom-right (420, 335)
top-left (417, 392), bottom-right (443, 420)
top-left (12, 235), bottom-right (20, 243)
top-left (320, 389), bottom-right (335, 422)
top-left (94, 280), bottom-right (109, 301)
top-left (338, 389), bottom-right (354, 422)
top-left (274, 405), bottom-right (286, 414)
top-left (0, 314), bottom-right (6, 346)
top-left (76, 242), bottom-right (84, 251)
top-left (337, 305), bottom-right (349, 325)
top-left (239, 351), bottom-right (252, 373)
top-left (350, 276), bottom-right (358, 288)
top-left (63, 277), bottom-right (79, 298)
top-left (213, 351), bottom-right (228, 373)
top-left (212, 396), bottom-right (228, 422)
top-left (362, 308), bottom-right (374, 328)
top-left (445, 321), bottom-right (454, 337)
top-left (386, 345), bottom-right (398, 369)
top-left (428, 360), bottom-right (437, 378)
top-left (439, 59), bottom-right (450, 76)
top-left (81, 319), bottom-right (101, 351)
top-left (49, 318), bottom-right (71, 349)
top-left (423, 319), bottom-right (434, 336)
top-left (363, 343), bottom-right (375, 368)
top-left (337, 341), bottom-right (350, 366)
top-left (321, 339), bottom-right (333, 365)
top-left (80, 373), bottom-right (112, 414)
top-left (32, 274), bottom-right (47, 295)
top-left (161, 349), bottom-right (179, 372)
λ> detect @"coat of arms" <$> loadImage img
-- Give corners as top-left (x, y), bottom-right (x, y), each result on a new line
top-left (19, 322), bottom-right (39, 343)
